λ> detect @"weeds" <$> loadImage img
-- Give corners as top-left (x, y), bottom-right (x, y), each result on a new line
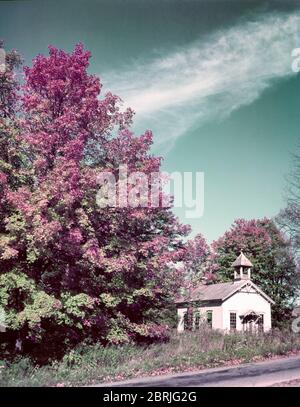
top-left (1, 328), bottom-right (300, 387)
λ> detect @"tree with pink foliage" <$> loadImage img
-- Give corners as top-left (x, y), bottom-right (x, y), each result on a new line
top-left (0, 44), bottom-right (190, 359)
top-left (183, 233), bottom-right (210, 284)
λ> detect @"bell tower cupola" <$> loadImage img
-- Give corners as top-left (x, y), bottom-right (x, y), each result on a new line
top-left (232, 251), bottom-right (253, 282)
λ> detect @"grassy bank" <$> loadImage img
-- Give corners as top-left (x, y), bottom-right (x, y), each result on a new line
top-left (1, 327), bottom-right (300, 387)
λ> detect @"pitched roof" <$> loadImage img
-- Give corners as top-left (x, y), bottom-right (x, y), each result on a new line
top-left (231, 252), bottom-right (253, 268)
top-left (176, 280), bottom-right (246, 303)
top-left (175, 280), bottom-right (274, 304)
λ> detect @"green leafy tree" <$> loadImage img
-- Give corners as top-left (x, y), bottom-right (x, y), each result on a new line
top-left (211, 218), bottom-right (298, 323)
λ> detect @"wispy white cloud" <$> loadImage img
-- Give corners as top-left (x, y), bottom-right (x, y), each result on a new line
top-left (103, 11), bottom-right (300, 151)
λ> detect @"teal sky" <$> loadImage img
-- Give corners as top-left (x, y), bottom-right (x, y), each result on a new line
top-left (1, 0), bottom-right (300, 242)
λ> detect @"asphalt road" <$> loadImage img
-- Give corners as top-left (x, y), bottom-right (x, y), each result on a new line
top-left (97, 355), bottom-right (300, 387)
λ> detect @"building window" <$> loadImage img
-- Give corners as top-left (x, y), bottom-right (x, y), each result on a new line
top-left (194, 312), bottom-right (200, 330)
top-left (230, 312), bottom-right (237, 330)
top-left (258, 314), bottom-right (264, 332)
top-left (183, 312), bottom-right (189, 330)
top-left (184, 308), bottom-right (194, 330)
top-left (206, 310), bottom-right (213, 328)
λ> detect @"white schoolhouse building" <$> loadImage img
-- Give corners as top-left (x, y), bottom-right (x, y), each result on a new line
top-left (176, 252), bottom-right (274, 333)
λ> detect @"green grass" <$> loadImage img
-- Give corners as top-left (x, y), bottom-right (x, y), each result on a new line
top-left (1, 327), bottom-right (300, 387)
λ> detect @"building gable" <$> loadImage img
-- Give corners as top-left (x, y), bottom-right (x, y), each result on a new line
top-left (222, 281), bottom-right (275, 305)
